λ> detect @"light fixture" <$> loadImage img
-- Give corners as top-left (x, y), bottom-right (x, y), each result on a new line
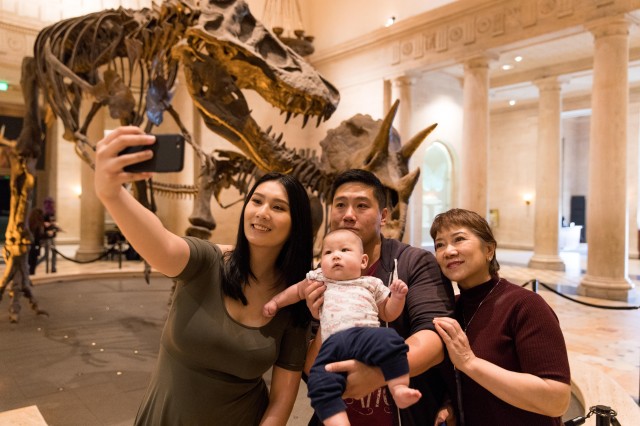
top-left (514, 56), bottom-right (523, 62)
top-left (262, 0), bottom-right (314, 56)
top-left (523, 193), bottom-right (533, 206)
top-left (0, 82), bottom-right (8, 91)
top-left (385, 16), bottom-right (396, 27)
top-left (501, 64), bottom-right (513, 71)
top-left (509, 100), bottom-right (516, 106)
top-left (73, 185), bottom-right (82, 198)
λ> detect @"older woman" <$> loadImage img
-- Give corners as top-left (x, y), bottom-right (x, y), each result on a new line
top-left (431, 209), bottom-right (571, 426)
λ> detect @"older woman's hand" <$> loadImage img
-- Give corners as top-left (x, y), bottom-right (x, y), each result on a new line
top-left (433, 317), bottom-right (476, 371)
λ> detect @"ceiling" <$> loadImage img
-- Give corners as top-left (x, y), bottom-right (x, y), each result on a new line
top-left (439, 19), bottom-right (640, 111)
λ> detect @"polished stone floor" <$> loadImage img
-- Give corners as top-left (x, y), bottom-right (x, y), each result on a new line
top-left (0, 244), bottom-right (637, 425)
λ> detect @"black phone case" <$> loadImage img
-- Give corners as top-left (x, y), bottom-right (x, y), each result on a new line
top-left (121, 134), bottom-right (185, 173)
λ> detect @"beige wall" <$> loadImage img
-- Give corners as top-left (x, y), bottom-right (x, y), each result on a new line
top-left (562, 116), bottom-right (590, 223)
top-left (488, 106), bottom-right (538, 249)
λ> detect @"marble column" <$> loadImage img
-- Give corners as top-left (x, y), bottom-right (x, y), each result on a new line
top-left (460, 56), bottom-right (492, 216)
top-left (390, 75), bottom-right (417, 244)
top-left (390, 75), bottom-right (416, 141)
top-left (528, 77), bottom-right (566, 271)
top-left (627, 101), bottom-right (640, 259)
top-left (75, 107), bottom-right (105, 261)
top-left (578, 17), bottom-right (634, 301)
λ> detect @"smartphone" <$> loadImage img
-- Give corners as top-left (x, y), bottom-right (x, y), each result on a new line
top-left (120, 134), bottom-right (185, 173)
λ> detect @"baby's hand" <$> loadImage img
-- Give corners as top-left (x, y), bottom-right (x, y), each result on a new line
top-left (389, 279), bottom-right (408, 300)
top-left (263, 300), bottom-right (279, 317)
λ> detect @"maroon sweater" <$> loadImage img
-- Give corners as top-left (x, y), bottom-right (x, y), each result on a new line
top-left (455, 277), bottom-right (571, 426)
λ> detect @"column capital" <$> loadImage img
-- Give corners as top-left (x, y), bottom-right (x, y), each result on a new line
top-left (389, 74), bottom-right (417, 88)
top-left (533, 76), bottom-right (569, 92)
top-left (586, 15), bottom-right (631, 39)
top-left (462, 53), bottom-right (499, 71)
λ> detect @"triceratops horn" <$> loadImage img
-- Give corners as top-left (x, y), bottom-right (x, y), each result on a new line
top-left (366, 100), bottom-right (400, 166)
top-left (400, 123), bottom-right (437, 161)
top-left (398, 167), bottom-right (421, 199)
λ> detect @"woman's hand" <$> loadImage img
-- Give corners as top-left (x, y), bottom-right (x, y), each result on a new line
top-left (302, 279), bottom-right (325, 320)
top-left (433, 317), bottom-right (476, 371)
top-left (94, 126), bottom-right (155, 201)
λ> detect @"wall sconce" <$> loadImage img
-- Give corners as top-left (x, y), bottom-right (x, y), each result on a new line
top-left (523, 193), bottom-right (533, 206)
top-left (73, 185), bottom-right (82, 198)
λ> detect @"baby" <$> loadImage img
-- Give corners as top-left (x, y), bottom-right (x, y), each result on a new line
top-left (264, 228), bottom-right (421, 426)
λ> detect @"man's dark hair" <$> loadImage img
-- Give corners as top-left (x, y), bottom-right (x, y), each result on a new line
top-left (330, 169), bottom-right (387, 210)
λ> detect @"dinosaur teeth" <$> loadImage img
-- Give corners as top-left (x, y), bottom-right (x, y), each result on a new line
top-left (266, 125), bottom-right (273, 135)
top-left (285, 111), bottom-right (292, 124)
top-left (276, 133), bottom-right (283, 143)
top-left (302, 114), bottom-right (310, 129)
top-left (316, 115), bottom-right (322, 128)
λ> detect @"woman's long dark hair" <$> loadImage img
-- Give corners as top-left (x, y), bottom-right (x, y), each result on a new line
top-left (222, 172), bottom-right (313, 326)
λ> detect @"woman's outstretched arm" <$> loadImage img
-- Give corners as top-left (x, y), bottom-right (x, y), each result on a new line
top-left (94, 126), bottom-right (189, 277)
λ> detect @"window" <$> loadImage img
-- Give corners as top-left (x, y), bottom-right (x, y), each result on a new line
top-left (421, 141), bottom-right (452, 246)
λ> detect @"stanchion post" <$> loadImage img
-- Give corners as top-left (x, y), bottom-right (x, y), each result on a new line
top-left (50, 240), bottom-right (57, 273)
top-left (117, 241), bottom-right (122, 269)
top-left (532, 278), bottom-right (538, 293)
top-left (594, 405), bottom-right (616, 426)
top-left (44, 238), bottom-right (50, 273)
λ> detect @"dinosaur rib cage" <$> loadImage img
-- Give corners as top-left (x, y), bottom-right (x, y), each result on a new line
top-left (33, 4), bottom-right (194, 151)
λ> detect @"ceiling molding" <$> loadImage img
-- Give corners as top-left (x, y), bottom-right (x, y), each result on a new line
top-left (310, 0), bottom-right (640, 75)
top-left (491, 47), bottom-right (640, 88)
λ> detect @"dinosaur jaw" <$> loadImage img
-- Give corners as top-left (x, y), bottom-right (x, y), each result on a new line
top-left (177, 44), bottom-right (295, 172)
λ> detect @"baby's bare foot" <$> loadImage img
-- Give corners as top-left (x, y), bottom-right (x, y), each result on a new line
top-left (390, 386), bottom-right (422, 409)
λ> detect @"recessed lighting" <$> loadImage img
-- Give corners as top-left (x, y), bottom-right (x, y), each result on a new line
top-left (385, 16), bottom-right (396, 27)
top-left (502, 64), bottom-right (514, 71)
top-left (509, 100), bottom-right (516, 106)
top-left (514, 56), bottom-right (523, 62)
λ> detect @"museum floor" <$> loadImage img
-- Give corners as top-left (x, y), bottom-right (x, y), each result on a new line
top-left (0, 245), bottom-right (638, 425)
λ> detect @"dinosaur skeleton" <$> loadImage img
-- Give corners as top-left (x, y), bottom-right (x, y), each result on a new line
top-left (1, 0), bottom-right (435, 321)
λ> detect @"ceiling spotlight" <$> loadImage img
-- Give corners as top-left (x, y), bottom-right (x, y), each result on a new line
top-left (514, 56), bottom-right (523, 62)
top-left (509, 100), bottom-right (516, 106)
top-left (502, 64), bottom-right (514, 71)
top-left (385, 16), bottom-right (396, 28)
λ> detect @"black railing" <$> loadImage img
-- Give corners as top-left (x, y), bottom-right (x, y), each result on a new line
top-left (521, 279), bottom-right (639, 310)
